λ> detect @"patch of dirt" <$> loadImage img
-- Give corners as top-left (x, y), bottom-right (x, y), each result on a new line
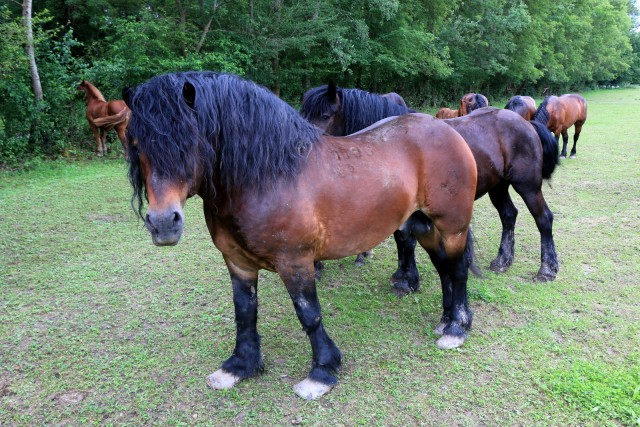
top-left (53, 391), bottom-right (87, 405)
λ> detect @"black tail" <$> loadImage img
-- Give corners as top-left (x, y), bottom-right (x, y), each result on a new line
top-left (466, 227), bottom-right (483, 278)
top-left (529, 120), bottom-right (559, 179)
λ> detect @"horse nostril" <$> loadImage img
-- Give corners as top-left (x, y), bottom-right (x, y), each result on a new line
top-left (173, 211), bottom-right (182, 224)
top-left (145, 214), bottom-right (151, 224)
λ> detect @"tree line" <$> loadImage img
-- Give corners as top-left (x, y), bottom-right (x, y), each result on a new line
top-left (1, 0), bottom-right (639, 166)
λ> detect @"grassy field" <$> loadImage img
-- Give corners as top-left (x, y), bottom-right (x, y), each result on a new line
top-left (1, 88), bottom-right (639, 426)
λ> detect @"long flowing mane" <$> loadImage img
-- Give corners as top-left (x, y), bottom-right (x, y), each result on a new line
top-left (126, 71), bottom-right (320, 215)
top-left (83, 81), bottom-right (106, 102)
top-left (300, 85), bottom-right (414, 134)
top-left (534, 97), bottom-right (551, 124)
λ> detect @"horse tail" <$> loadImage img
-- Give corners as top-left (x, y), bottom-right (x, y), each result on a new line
top-left (529, 120), bottom-right (559, 179)
top-left (92, 108), bottom-right (131, 130)
top-left (466, 227), bottom-right (483, 278)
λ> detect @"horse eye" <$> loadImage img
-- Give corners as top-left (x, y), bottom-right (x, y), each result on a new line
top-left (321, 114), bottom-right (331, 121)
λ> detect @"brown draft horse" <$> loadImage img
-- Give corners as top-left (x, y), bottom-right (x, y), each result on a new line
top-left (77, 80), bottom-right (129, 156)
top-left (505, 95), bottom-right (537, 121)
top-left (534, 94), bottom-right (587, 158)
top-left (123, 72), bottom-right (478, 400)
top-left (301, 85), bottom-right (560, 294)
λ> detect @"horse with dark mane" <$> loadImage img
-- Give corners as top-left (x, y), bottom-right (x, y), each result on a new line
top-left (124, 71), bottom-right (478, 400)
top-left (381, 91), bottom-right (409, 107)
top-left (533, 94), bottom-right (587, 158)
top-left (505, 95), bottom-right (537, 121)
top-left (301, 84), bottom-right (560, 295)
top-left (77, 80), bottom-right (129, 156)
top-left (460, 93), bottom-right (489, 115)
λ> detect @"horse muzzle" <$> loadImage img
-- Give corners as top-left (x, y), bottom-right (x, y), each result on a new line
top-left (145, 208), bottom-right (184, 246)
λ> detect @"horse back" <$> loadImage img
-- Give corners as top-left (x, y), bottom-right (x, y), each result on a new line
top-left (559, 94), bottom-right (587, 124)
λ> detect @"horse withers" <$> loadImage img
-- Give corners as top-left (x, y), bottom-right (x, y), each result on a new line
top-left (77, 80), bottom-right (130, 156)
top-left (124, 72), bottom-right (478, 400)
top-left (534, 94), bottom-right (587, 158)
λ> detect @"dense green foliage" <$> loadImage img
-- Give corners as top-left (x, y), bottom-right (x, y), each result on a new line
top-left (1, 0), bottom-right (639, 165)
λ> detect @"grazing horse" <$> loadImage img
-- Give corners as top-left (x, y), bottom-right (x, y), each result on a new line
top-left (505, 95), bottom-right (537, 121)
top-left (460, 93), bottom-right (489, 115)
top-left (534, 94), bottom-right (587, 158)
top-left (124, 72), bottom-right (478, 400)
top-left (301, 85), bottom-right (560, 292)
top-left (77, 80), bottom-right (129, 156)
top-left (435, 107), bottom-right (460, 119)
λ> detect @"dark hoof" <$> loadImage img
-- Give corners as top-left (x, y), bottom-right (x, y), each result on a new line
top-left (390, 281), bottom-right (414, 297)
top-left (489, 260), bottom-right (509, 273)
top-left (569, 154), bottom-right (576, 159)
top-left (354, 254), bottom-right (366, 267)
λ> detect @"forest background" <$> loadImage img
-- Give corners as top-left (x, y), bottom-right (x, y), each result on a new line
top-left (1, 0), bottom-right (639, 167)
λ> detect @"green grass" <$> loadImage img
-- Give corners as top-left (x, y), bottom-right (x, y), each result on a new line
top-left (1, 88), bottom-right (639, 426)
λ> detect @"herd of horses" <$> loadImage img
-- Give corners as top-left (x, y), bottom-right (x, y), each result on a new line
top-left (79, 72), bottom-right (588, 400)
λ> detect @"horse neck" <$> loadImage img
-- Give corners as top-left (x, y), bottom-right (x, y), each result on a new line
top-left (82, 84), bottom-right (106, 104)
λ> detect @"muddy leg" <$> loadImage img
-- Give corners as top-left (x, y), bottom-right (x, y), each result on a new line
top-left (488, 184), bottom-right (518, 273)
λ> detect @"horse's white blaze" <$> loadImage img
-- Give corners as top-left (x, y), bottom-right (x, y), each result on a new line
top-left (206, 369), bottom-right (241, 389)
top-left (293, 378), bottom-right (334, 400)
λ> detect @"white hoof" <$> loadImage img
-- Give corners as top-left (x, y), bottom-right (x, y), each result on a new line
top-left (436, 334), bottom-right (466, 350)
top-left (293, 378), bottom-right (334, 400)
top-left (433, 322), bottom-right (447, 336)
top-left (206, 369), bottom-right (242, 390)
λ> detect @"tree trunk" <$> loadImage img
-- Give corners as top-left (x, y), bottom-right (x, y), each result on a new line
top-left (175, 0), bottom-right (187, 56)
top-left (272, 55), bottom-right (280, 97)
top-left (22, 0), bottom-right (43, 103)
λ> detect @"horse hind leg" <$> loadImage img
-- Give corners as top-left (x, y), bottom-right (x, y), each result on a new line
top-left (389, 211), bottom-right (429, 296)
top-left (514, 184), bottom-right (558, 281)
top-left (560, 129), bottom-right (569, 159)
top-left (570, 122), bottom-right (584, 158)
top-left (414, 222), bottom-right (473, 349)
top-left (90, 124), bottom-right (103, 156)
top-left (488, 184), bottom-right (518, 273)
top-left (354, 249), bottom-right (373, 267)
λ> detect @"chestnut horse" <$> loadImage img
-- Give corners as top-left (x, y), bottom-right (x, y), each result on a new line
top-left (124, 72), bottom-right (477, 400)
top-left (301, 85), bottom-right (560, 294)
top-left (533, 94), bottom-right (587, 158)
top-left (435, 107), bottom-right (460, 119)
top-left (505, 95), bottom-right (537, 120)
top-left (77, 80), bottom-right (129, 156)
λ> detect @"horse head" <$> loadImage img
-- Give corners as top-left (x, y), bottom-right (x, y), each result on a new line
top-left (123, 82), bottom-right (203, 246)
top-left (300, 82), bottom-right (345, 135)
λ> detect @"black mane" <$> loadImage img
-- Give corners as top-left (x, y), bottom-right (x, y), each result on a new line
top-left (534, 97), bottom-right (551, 124)
top-left (505, 95), bottom-right (526, 112)
top-left (126, 71), bottom-right (320, 217)
top-left (341, 88), bottom-right (415, 134)
top-left (300, 85), bottom-right (414, 135)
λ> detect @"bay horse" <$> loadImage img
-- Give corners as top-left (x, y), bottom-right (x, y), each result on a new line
top-left (301, 85), bottom-right (560, 295)
top-left (124, 72), bottom-right (478, 400)
top-left (460, 93), bottom-right (489, 115)
top-left (533, 94), bottom-right (587, 158)
top-left (505, 95), bottom-right (537, 121)
top-left (77, 80), bottom-right (129, 156)
top-left (299, 82), bottom-right (416, 267)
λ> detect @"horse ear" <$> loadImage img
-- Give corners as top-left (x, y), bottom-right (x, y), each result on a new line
top-left (122, 87), bottom-right (133, 109)
top-left (183, 82), bottom-right (196, 110)
top-left (327, 81), bottom-right (338, 102)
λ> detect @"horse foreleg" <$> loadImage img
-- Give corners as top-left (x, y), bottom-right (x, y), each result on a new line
top-left (560, 129), bottom-right (569, 159)
top-left (279, 262), bottom-right (341, 400)
top-left (570, 123), bottom-right (583, 158)
top-left (488, 184), bottom-right (517, 273)
top-left (390, 211), bottom-right (430, 296)
top-left (517, 187), bottom-right (558, 282)
top-left (116, 125), bottom-right (128, 154)
top-left (207, 263), bottom-right (263, 390)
